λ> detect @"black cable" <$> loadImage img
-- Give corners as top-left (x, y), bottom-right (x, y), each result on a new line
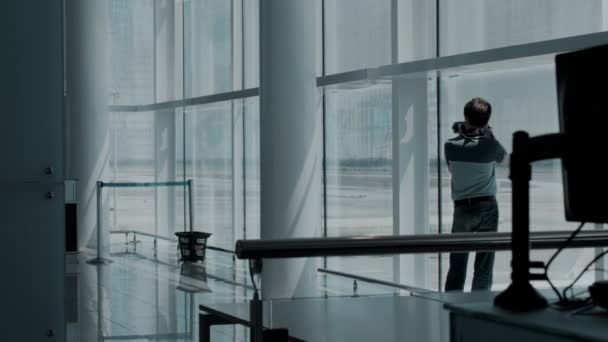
top-left (546, 222), bottom-right (586, 271)
top-left (565, 268), bottom-right (608, 301)
top-left (546, 269), bottom-right (565, 303)
top-left (562, 248), bottom-right (608, 301)
top-left (544, 222), bottom-right (586, 303)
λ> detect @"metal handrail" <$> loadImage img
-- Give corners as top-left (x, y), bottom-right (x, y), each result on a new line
top-left (318, 268), bottom-right (434, 294)
top-left (235, 230), bottom-right (608, 260)
top-left (103, 333), bottom-right (190, 341)
top-left (109, 87), bottom-right (259, 113)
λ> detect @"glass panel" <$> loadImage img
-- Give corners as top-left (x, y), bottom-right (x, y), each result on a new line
top-left (154, 108), bottom-right (183, 239)
top-left (154, 0), bottom-right (184, 103)
top-left (185, 102), bottom-right (233, 249)
top-left (324, 0), bottom-right (392, 73)
top-left (183, 0), bottom-right (233, 97)
top-left (109, 0), bottom-right (155, 105)
top-left (109, 110), bottom-right (183, 239)
top-left (395, 0), bottom-right (437, 63)
top-left (243, 0), bottom-right (260, 88)
top-left (319, 267), bottom-right (408, 296)
top-left (112, 111), bottom-right (156, 233)
top-left (440, 0), bottom-right (608, 56)
top-left (324, 83), bottom-right (393, 280)
top-left (244, 97), bottom-right (261, 239)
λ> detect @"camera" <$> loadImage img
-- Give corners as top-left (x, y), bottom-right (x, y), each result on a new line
top-left (452, 121), bottom-right (466, 134)
top-left (452, 121), bottom-right (493, 137)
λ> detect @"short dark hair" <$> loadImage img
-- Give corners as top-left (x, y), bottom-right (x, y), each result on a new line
top-left (464, 98), bottom-right (492, 127)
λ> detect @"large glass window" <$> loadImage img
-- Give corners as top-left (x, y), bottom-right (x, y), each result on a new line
top-left (440, 0), bottom-right (607, 56)
top-left (104, 0), bottom-right (607, 295)
top-left (107, 0), bottom-right (259, 248)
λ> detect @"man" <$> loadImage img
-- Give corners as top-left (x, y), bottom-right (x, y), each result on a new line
top-left (444, 97), bottom-right (507, 292)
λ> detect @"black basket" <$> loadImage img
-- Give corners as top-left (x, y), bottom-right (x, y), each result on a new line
top-left (175, 231), bottom-right (212, 262)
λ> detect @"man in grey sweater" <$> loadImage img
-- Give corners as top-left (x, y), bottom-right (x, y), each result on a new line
top-left (444, 98), bottom-right (507, 291)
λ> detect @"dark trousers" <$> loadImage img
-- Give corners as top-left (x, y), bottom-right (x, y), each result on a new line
top-left (445, 197), bottom-right (498, 291)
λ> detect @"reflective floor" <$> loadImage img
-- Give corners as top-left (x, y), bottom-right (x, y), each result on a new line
top-left (66, 238), bottom-right (258, 342)
top-left (66, 239), bottom-right (393, 342)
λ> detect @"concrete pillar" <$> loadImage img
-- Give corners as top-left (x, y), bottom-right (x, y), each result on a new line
top-left (65, 0), bottom-right (111, 251)
top-left (259, 0), bottom-right (322, 299)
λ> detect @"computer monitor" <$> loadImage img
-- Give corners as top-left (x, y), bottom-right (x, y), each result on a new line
top-left (556, 45), bottom-right (608, 223)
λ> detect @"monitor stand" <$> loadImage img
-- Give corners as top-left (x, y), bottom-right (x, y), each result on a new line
top-left (494, 131), bottom-right (564, 311)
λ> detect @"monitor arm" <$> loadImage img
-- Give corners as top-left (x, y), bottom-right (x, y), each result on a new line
top-left (495, 131), bottom-right (566, 311)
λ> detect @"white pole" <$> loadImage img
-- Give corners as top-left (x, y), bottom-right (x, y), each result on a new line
top-left (188, 179), bottom-right (194, 232)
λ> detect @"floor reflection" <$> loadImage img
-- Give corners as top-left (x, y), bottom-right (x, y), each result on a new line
top-left (65, 241), bottom-right (252, 342)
